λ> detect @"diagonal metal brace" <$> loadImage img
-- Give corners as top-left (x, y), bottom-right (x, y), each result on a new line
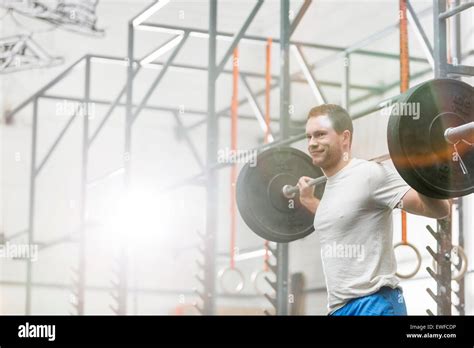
top-left (264, 293), bottom-right (277, 309)
top-left (426, 224), bottom-right (440, 241)
top-left (215, 0), bottom-right (264, 74)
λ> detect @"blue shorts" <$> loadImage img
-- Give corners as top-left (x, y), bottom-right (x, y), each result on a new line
top-left (330, 286), bottom-right (407, 316)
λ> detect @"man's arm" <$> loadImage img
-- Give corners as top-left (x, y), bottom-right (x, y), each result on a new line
top-left (300, 196), bottom-right (319, 214)
top-left (297, 176), bottom-right (320, 214)
top-left (400, 188), bottom-right (451, 219)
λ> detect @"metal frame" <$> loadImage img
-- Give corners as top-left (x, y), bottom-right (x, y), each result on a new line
top-left (3, 0), bottom-right (472, 315)
top-left (275, 0), bottom-right (291, 315)
top-left (202, 0), bottom-right (218, 315)
top-left (426, 0), bottom-right (473, 316)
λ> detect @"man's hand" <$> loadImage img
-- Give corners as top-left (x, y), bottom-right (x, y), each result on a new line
top-left (400, 188), bottom-right (451, 219)
top-left (297, 176), bottom-right (319, 214)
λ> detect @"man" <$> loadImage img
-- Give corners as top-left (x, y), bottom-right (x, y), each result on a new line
top-left (297, 104), bottom-right (450, 316)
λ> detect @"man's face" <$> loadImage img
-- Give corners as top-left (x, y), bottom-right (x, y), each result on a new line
top-left (305, 115), bottom-right (347, 168)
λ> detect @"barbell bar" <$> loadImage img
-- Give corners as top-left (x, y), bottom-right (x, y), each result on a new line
top-left (282, 154), bottom-right (392, 199)
top-left (281, 120), bottom-right (473, 199)
top-left (444, 122), bottom-right (474, 144)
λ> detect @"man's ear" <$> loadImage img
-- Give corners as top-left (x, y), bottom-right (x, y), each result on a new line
top-left (343, 129), bottom-right (351, 146)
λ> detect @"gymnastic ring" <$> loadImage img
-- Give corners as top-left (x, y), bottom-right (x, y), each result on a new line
top-left (431, 245), bottom-right (468, 281)
top-left (394, 241), bottom-right (422, 279)
top-left (218, 267), bottom-right (245, 294)
top-left (250, 269), bottom-right (274, 295)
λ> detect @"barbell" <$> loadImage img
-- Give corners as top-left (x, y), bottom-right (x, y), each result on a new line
top-left (236, 78), bottom-right (473, 243)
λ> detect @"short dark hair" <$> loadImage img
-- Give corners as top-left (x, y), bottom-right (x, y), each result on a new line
top-left (307, 104), bottom-right (353, 145)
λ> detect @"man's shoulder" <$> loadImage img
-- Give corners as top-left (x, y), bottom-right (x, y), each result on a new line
top-left (350, 157), bottom-right (394, 180)
top-left (351, 157), bottom-right (385, 170)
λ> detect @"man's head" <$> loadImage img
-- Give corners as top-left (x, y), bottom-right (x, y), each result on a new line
top-left (305, 104), bottom-right (353, 169)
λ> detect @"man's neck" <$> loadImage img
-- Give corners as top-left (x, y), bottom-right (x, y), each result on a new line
top-left (323, 155), bottom-right (353, 178)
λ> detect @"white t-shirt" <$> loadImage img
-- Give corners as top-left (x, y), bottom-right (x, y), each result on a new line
top-left (314, 157), bottom-right (411, 314)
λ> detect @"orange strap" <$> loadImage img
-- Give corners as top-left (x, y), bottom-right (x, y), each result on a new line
top-left (400, 0), bottom-right (409, 244)
top-left (230, 47), bottom-right (239, 269)
top-left (263, 38), bottom-right (272, 271)
top-left (264, 38), bottom-right (272, 144)
top-left (399, 0), bottom-right (409, 92)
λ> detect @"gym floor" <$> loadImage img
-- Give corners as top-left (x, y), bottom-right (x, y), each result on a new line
top-left (0, 0), bottom-right (473, 322)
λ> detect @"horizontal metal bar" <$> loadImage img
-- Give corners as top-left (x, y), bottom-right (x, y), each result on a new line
top-left (302, 6), bottom-right (432, 75)
top-left (39, 94), bottom-right (261, 121)
top-left (439, 1), bottom-right (474, 19)
top-left (349, 65), bottom-right (433, 106)
top-left (217, 69), bottom-right (384, 119)
top-left (447, 64), bottom-right (474, 76)
top-left (137, 23), bottom-right (429, 63)
top-left (89, 53), bottom-right (382, 92)
top-left (350, 49), bottom-right (473, 107)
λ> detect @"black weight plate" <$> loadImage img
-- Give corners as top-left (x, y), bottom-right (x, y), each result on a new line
top-left (236, 147), bottom-right (325, 243)
top-left (388, 78), bottom-right (474, 199)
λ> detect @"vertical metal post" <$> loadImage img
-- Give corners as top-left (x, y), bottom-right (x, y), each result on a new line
top-left (204, 0), bottom-right (218, 315)
top-left (115, 22), bottom-right (135, 315)
top-left (450, 0), bottom-right (461, 67)
top-left (433, 0), bottom-right (447, 77)
top-left (125, 25), bottom-right (134, 210)
top-left (77, 56), bottom-right (91, 314)
top-left (433, 0), bottom-right (452, 315)
top-left (456, 198), bottom-right (465, 315)
top-left (25, 98), bottom-right (38, 314)
top-left (342, 53), bottom-right (350, 112)
top-left (437, 218), bottom-right (452, 315)
top-left (451, 0), bottom-right (464, 315)
top-left (276, 0), bottom-right (291, 316)
top-left (279, 0), bottom-right (291, 139)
